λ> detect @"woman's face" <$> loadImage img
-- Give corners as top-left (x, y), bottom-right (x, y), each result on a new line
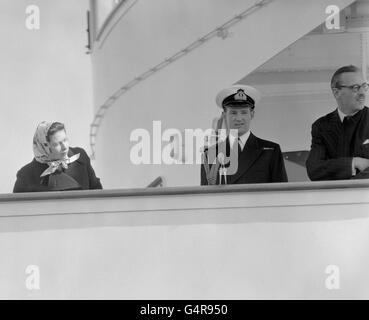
top-left (48, 130), bottom-right (69, 160)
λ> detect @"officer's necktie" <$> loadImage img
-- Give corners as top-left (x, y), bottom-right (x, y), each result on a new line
top-left (238, 138), bottom-right (242, 155)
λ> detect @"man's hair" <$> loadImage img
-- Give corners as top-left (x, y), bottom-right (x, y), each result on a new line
top-left (331, 65), bottom-right (360, 89)
top-left (46, 122), bottom-right (66, 142)
top-left (224, 104), bottom-right (255, 111)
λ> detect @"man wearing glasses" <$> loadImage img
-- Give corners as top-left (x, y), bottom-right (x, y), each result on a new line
top-left (306, 65), bottom-right (369, 180)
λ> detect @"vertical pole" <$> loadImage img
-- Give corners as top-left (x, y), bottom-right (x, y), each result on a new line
top-left (361, 33), bottom-right (368, 81)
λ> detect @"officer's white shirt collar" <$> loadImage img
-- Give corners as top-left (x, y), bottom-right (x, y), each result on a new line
top-left (337, 108), bottom-right (359, 122)
top-left (229, 130), bottom-right (250, 151)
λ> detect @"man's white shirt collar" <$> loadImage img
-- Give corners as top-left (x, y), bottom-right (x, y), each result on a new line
top-left (337, 108), bottom-right (359, 122)
top-left (229, 130), bottom-right (250, 151)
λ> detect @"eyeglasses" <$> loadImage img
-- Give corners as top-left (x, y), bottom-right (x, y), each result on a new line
top-left (337, 83), bottom-right (369, 93)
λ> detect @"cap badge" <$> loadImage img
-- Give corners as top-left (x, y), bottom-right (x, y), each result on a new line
top-left (234, 89), bottom-right (247, 101)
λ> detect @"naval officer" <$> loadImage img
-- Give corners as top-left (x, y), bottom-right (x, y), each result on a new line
top-left (201, 84), bottom-right (288, 185)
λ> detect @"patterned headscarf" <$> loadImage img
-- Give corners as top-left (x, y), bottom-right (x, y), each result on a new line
top-left (33, 121), bottom-right (80, 177)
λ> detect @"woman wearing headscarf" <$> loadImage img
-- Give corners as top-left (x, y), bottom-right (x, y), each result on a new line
top-left (13, 121), bottom-right (102, 192)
